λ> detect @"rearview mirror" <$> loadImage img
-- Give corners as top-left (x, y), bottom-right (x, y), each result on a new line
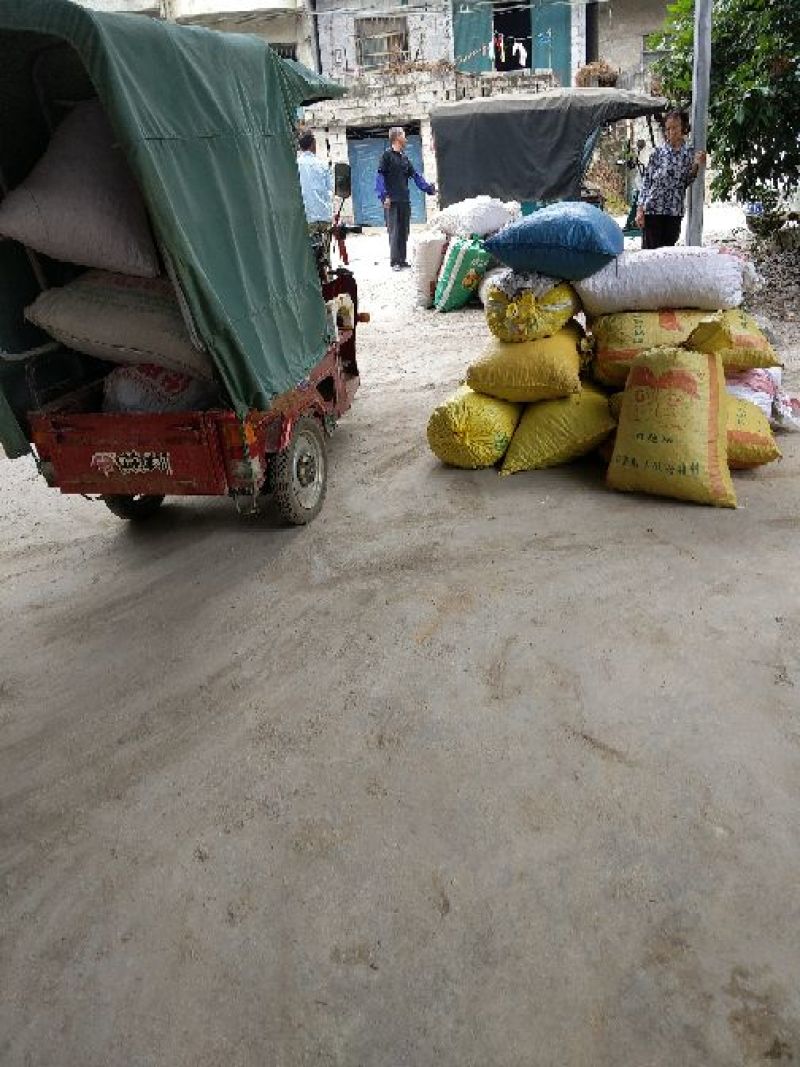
top-left (334, 162), bottom-right (351, 200)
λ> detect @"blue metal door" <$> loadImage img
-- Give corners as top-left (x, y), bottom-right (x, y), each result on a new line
top-left (532, 0), bottom-right (572, 87)
top-left (348, 136), bottom-right (427, 227)
top-left (452, 0), bottom-right (493, 73)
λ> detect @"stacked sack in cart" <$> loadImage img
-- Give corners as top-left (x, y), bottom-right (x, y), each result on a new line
top-left (0, 99), bottom-right (219, 413)
top-left (427, 201), bottom-right (795, 508)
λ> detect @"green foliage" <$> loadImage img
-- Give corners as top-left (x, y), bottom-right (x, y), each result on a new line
top-left (648, 0), bottom-right (800, 202)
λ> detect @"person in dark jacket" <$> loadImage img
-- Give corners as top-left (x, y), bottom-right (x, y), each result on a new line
top-left (635, 110), bottom-right (707, 249)
top-left (375, 127), bottom-right (437, 271)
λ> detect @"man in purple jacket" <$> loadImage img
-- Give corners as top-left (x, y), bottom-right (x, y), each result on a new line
top-left (375, 127), bottom-right (437, 271)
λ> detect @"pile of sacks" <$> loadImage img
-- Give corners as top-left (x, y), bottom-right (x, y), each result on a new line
top-left (414, 196), bottom-right (521, 312)
top-left (0, 99), bottom-right (218, 413)
top-left (427, 202), bottom-right (794, 508)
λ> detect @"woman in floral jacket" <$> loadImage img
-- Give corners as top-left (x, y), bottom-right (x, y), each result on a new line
top-left (635, 110), bottom-right (707, 249)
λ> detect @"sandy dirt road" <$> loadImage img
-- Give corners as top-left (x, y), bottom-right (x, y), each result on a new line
top-left (1, 230), bottom-right (799, 1066)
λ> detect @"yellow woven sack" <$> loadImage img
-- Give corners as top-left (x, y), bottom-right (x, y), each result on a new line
top-left (427, 386), bottom-right (521, 468)
top-left (501, 384), bottom-right (615, 474)
top-left (607, 347), bottom-right (736, 508)
top-left (591, 309), bottom-right (709, 387)
top-left (685, 309), bottom-right (781, 372)
top-left (727, 396), bottom-right (781, 469)
top-left (607, 393), bottom-right (780, 471)
top-left (485, 282), bottom-right (580, 343)
top-left (466, 321), bottom-right (583, 403)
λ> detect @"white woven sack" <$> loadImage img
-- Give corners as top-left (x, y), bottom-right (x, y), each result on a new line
top-left (725, 367), bottom-right (781, 420)
top-left (25, 270), bottom-right (214, 380)
top-left (429, 196), bottom-right (520, 238)
top-left (414, 230), bottom-right (448, 308)
top-left (478, 267), bottom-right (560, 306)
top-left (725, 366), bottom-right (800, 433)
top-left (574, 246), bottom-right (744, 316)
top-left (104, 364), bottom-right (219, 413)
top-left (0, 100), bottom-right (159, 277)
top-left (477, 267), bottom-right (507, 307)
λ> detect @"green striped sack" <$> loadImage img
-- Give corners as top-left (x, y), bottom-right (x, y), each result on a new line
top-left (433, 235), bottom-right (490, 313)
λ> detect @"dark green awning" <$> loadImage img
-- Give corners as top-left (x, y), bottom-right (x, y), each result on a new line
top-left (431, 88), bottom-right (667, 206)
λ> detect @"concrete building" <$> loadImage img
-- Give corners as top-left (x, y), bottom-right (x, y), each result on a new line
top-left (303, 0), bottom-right (605, 225)
top-left (302, 65), bottom-right (555, 226)
top-left (303, 1), bottom-right (670, 225)
top-left (313, 0), bottom-right (583, 89)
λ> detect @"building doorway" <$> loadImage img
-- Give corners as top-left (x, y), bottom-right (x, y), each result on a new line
top-left (492, 1), bottom-right (532, 72)
top-left (346, 124), bottom-right (427, 227)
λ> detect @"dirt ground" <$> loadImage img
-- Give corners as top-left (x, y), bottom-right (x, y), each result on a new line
top-left (1, 226), bottom-right (799, 1067)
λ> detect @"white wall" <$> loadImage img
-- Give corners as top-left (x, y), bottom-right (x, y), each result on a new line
top-left (571, 3), bottom-right (587, 84)
top-left (598, 0), bottom-right (668, 74)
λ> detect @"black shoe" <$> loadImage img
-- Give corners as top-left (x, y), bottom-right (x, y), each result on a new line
top-left (391, 263), bottom-right (403, 272)
top-left (399, 261), bottom-right (412, 269)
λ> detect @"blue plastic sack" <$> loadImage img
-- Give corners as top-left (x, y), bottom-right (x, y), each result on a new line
top-left (484, 202), bottom-right (624, 280)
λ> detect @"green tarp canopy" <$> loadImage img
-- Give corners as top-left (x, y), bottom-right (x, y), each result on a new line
top-left (0, 0), bottom-right (345, 458)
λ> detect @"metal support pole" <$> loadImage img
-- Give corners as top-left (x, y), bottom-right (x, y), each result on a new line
top-left (686, 0), bottom-right (712, 245)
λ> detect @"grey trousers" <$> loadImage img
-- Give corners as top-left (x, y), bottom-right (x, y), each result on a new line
top-left (385, 200), bottom-right (411, 265)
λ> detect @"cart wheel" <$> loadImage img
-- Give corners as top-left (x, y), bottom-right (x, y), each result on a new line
top-left (273, 416), bottom-right (327, 525)
top-left (102, 494), bottom-right (165, 521)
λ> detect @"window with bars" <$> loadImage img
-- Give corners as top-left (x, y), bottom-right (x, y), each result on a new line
top-left (270, 43), bottom-right (297, 61)
top-left (354, 17), bottom-right (409, 70)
